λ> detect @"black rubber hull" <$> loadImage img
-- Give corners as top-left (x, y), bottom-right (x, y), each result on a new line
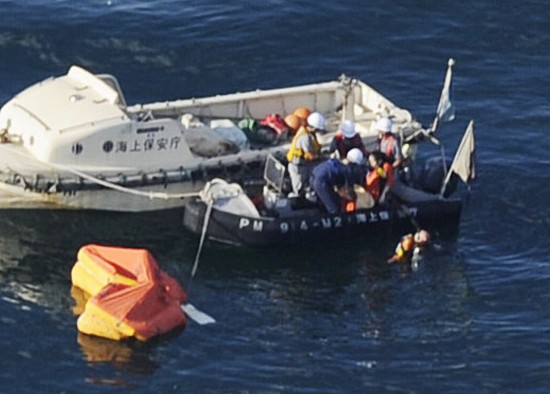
top-left (183, 198), bottom-right (463, 247)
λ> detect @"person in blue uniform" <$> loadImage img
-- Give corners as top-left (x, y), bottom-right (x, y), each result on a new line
top-left (309, 148), bottom-right (366, 214)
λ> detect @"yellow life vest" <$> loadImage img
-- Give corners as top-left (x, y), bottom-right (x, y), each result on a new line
top-left (286, 126), bottom-right (320, 162)
top-left (395, 234), bottom-right (414, 258)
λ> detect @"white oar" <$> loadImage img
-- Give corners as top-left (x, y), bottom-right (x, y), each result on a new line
top-left (182, 197), bottom-right (216, 325)
top-left (181, 303), bottom-right (215, 325)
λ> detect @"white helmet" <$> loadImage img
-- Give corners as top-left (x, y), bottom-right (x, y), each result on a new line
top-left (376, 117), bottom-right (393, 133)
top-left (341, 120), bottom-right (356, 138)
top-left (307, 112), bottom-right (325, 130)
top-left (346, 148), bottom-right (364, 164)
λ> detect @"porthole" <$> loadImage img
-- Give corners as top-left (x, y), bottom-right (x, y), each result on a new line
top-left (103, 141), bottom-right (114, 153)
top-left (72, 143), bottom-right (83, 155)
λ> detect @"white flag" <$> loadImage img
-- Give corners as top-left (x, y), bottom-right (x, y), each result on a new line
top-left (449, 120), bottom-right (475, 183)
top-left (436, 58), bottom-right (455, 123)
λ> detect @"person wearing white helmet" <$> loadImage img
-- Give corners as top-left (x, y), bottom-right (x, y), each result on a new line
top-left (306, 112), bottom-right (325, 130)
top-left (286, 111), bottom-right (325, 197)
top-left (329, 120), bottom-right (367, 160)
top-left (309, 148), bottom-right (366, 214)
top-left (346, 146), bottom-right (364, 165)
top-left (376, 117), bottom-right (403, 168)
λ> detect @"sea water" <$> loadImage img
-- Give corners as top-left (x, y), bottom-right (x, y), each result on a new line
top-left (0, 1), bottom-right (549, 392)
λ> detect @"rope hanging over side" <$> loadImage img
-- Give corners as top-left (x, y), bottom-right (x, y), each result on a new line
top-left (65, 166), bottom-right (201, 200)
top-left (0, 143), bottom-right (201, 200)
top-left (190, 196), bottom-right (214, 279)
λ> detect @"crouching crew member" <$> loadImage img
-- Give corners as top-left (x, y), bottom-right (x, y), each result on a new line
top-left (310, 148), bottom-right (366, 214)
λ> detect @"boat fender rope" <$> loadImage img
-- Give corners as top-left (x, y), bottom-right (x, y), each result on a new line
top-left (190, 196), bottom-right (214, 279)
top-left (0, 143), bottom-right (202, 200)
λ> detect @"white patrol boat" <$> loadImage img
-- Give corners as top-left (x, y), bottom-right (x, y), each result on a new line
top-left (0, 61), bottom-right (452, 211)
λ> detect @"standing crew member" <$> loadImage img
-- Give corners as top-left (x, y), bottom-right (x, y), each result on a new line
top-left (329, 120), bottom-right (368, 159)
top-left (286, 112), bottom-right (324, 197)
top-left (309, 148), bottom-right (366, 214)
top-left (376, 117), bottom-right (403, 168)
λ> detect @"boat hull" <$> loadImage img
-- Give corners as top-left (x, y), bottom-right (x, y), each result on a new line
top-left (0, 179), bottom-right (204, 211)
top-left (183, 197), bottom-right (463, 247)
top-left (0, 145), bottom-right (267, 211)
top-left (0, 66), bottom-right (425, 212)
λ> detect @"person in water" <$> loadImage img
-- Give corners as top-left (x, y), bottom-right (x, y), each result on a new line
top-left (387, 229), bottom-right (431, 264)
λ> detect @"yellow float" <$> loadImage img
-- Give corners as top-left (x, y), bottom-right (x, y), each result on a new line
top-left (71, 244), bottom-right (187, 341)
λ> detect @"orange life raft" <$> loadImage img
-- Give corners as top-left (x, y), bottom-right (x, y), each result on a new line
top-left (71, 244), bottom-right (187, 341)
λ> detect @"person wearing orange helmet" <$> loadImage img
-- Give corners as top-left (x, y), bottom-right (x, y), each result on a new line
top-left (387, 229), bottom-right (431, 264)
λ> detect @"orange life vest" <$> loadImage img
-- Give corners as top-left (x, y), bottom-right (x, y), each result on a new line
top-left (394, 234), bottom-right (415, 259)
top-left (365, 162), bottom-right (394, 201)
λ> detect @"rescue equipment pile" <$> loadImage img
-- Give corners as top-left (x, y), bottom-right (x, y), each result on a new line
top-left (71, 244), bottom-right (187, 341)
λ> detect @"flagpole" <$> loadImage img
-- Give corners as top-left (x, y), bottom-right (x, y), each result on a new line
top-left (439, 153), bottom-right (454, 198)
top-left (428, 58), bottom-right (455, 184)
top-left (430, 58), bottom-right (455, 134)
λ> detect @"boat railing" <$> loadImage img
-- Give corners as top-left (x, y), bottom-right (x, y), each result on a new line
top-left (127, 80), bottom-right (349, 122)
top-left (68, 66), bottom-right (122, 107)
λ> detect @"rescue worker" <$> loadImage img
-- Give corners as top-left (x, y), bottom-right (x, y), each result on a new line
top-left (365, 151), bottom-right (395, 204)
top-left (376, 117), bottom-right (403, 168)
top-left (286, 111), bottom-right (324, 197)
top-left (309, 148), bottom-right (366, 214)
top-left (329, 120), bottom-right (368, 160)
top-left (387, 229), bottom-right (431, 264)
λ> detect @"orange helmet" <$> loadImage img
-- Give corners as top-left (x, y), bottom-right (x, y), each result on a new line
top-left (293, 107), bottom-right (311, 121)
top-left (284, 114), bottom-right (301, 132)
